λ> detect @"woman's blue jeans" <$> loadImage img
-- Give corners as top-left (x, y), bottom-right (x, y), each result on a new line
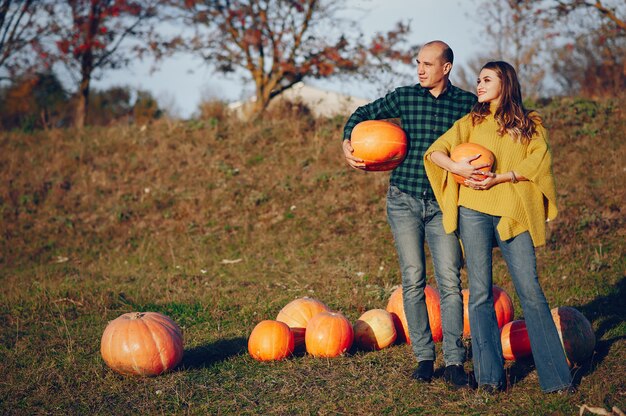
top-left (458, 206), bottom-right (572, 392)
top-left (386, 186), bottom-right (465, 366)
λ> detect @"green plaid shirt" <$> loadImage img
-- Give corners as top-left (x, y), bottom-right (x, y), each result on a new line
top-left (343, 82), bottom-right (476, 200)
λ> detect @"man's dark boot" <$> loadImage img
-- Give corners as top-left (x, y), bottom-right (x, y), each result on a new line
top-left (412, 360), bottom-right (434, 383)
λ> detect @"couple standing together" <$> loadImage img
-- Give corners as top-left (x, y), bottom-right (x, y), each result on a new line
top-left (342, 40), bottom-right (574, 394)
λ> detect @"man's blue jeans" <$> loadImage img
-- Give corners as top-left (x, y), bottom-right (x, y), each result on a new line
top-left (459, 206), bottom-right (572, 392)
top-left (386, 185), bottom-right (465, 365)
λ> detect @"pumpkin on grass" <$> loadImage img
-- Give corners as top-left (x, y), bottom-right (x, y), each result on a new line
top-left (305, 311), bottom-right (353, 358)
top-left (248, 320), bottom-right (295, 362)
top-left (276, 297), bottom-right (330, 350)
top-left (500, 320), bottom-right (532, 361)
top-left (386, 285), bottom-right (442, 344)
top-left (100, 312), bottom-right (183, 376)
top-left (551, 306), bottom-right (595, 366)
top-left (353, 309), bottom-right (397, 351)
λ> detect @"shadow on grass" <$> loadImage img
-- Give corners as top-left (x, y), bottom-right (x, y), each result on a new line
top-left (569, 275), bottom-right (626, 385)
top-left (181, 337), bottom-right (248, 370)
top-left (506, 275), bottom-right (626, 388)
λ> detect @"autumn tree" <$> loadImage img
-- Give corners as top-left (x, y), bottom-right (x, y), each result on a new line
top-left (45, 0), bottom-right (158, 128)
top-left (174, 0), bottom-right (419, 117)
top-left (549, 0), bottom-right (625, 31)
top-left (0, 0), bottom-right (53, 81)
top-left (464, 0), bottom-right (549, 99)
top-left (465, 0), bottom-right (624, 98)
top-left (528, 0), bottom-right (625, 97)
top-left (550, 24), bottom-right (625, 97)
top-left (546, 1), bottom-right (625, 97)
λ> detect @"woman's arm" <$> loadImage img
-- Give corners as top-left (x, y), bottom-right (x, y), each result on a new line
top-left (464, 170), bottom-right (527, 190)
top-left (428, 150), bottom-right (492, 182)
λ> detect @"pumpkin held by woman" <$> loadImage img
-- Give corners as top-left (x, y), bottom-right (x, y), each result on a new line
top-left (450, 142), bottom-right (495, 184)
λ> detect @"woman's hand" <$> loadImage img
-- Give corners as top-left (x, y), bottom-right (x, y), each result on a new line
top-left (342, 139), bottom-right (366, 170)
top-left (464, 171), bottom-right (502, 190)
top-left (453, 154), bottom-right (491, 181)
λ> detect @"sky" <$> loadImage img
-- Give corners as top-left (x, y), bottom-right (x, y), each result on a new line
top-left (91, 0), bottom-right (482, 118)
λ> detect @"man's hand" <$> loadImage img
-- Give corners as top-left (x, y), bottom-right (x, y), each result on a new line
top-left (342, 139), bottom-right (366, 170)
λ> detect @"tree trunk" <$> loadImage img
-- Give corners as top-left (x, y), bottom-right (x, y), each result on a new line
top-left (75, 75), bottom-right (90, 128)
top-left (251, 95), bottom-right (269, 117)
top-left (74, 58), bottom-right (92, 129)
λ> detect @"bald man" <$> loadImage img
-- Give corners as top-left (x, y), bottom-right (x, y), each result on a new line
top-left (342, 41), bottom-right (476, 388)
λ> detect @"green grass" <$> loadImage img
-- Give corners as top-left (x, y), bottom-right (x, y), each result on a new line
top-left (0, 97), bottom-right (625, 415)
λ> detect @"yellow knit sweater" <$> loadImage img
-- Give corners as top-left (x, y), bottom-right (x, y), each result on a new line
top-left (423, 111), bottom-right (558, 247)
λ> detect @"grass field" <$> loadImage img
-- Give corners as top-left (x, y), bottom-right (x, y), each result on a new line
top-left (1, 97), bottom-right (624, 415)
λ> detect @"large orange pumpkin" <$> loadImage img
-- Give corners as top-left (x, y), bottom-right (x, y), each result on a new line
top-left (350, 120), bottom-right (407, 171)
top-left (276, 297), bottom-right (330, 350)
top-left (248, 320), bottom-right (295, 362)
top-left (305, 311), bottom-right (354, 357)
top-left (450, 142), bottom-right (495, 184)
top-left (551, 306), bottom-right (595, 366)
top-left (500, 320), bottom-right (532, 361)
top-left (385, 285), bottom-right (442, 344)
top-left (100, 312), bottom-right (184, 376)
top-left (353, 309), bottom-right (397, 351)
top-left (463, 286), bottom-right (514, 338)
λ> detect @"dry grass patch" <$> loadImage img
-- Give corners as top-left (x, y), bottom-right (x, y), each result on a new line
top-left (0, 98), bottom-right (624, 415)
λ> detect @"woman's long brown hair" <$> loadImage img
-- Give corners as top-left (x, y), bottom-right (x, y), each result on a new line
top-left (470, 61), bottom-right (540, 144)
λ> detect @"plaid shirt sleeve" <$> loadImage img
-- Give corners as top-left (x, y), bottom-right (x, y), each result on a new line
top-left (342, 89), bottom-right (401, 140)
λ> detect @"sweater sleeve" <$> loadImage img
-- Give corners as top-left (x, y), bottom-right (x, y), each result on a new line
top-left (423, 115), bottom-right (472, 234)
top-left (513, 124), bottom-right (558, 222)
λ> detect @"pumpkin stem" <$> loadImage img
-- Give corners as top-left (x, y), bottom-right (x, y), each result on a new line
top-left (130, 312), bottom-right (145, 320)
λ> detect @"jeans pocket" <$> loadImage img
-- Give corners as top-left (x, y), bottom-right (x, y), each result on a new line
top-left (387, 185), bottom-right (404, 199)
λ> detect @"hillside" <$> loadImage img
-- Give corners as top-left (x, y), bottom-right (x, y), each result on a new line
top-left (0, 97), bottom-right (624, 415)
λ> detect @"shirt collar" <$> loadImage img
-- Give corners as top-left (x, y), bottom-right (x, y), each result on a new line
top-left (415, 80), bottom-right (455, 98)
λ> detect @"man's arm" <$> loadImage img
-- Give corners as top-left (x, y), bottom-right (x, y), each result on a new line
top-left (342, 89), bottom-right (402, 169)
top-left (342, 89), bottom-right (402, 140)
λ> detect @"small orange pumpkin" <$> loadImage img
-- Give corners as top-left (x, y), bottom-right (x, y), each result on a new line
top-left (350, 120), bottom-right (408, 171)
top-left (276, 297), bottom-right (330, 350)
top-left (353, 309), bottom-right (397, 351)
top-left (500, 320), bottom-right (532, 361)
top-left (248, 320), bottom-right (295, 362)
top-left (450, 142), bottom-right (495, 184)
top-left (385, 285), bottom-right (442, 344)
top-left (305, 311), bottom-right (354, 358)
top-left (100, 312), bottom-right (184, 376)
top-left (551, 306), bottom-right (595, 366)
top-left (463, 285), bottom-right (514, 338)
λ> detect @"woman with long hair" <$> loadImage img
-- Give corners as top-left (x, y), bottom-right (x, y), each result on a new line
top-left (423, 61), bottom-right (574, 394)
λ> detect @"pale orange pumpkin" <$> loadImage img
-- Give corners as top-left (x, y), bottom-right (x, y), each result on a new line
top-left (350, 120), bottom-right (408, 171)
top-left (276, 297), bottom-right (330, 349)
top-left (500, 320), bottom-right (532, 361)
top-left (385, 285), bottom-right (442, 344)
top-left (450, 142), bottom-right (495, 184)
top-left (353, 309), bottom-right (397, 351)
top-left (462, 285), bottom-right (514, 338)
top-left (100, 312), bottom-right (184, 376)
top-left (248, 320), bottom-right (295, 362)
top-left (305, 311), bottom-right (354, 357)
top-left (551, 306), bottom-right (595, 366)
